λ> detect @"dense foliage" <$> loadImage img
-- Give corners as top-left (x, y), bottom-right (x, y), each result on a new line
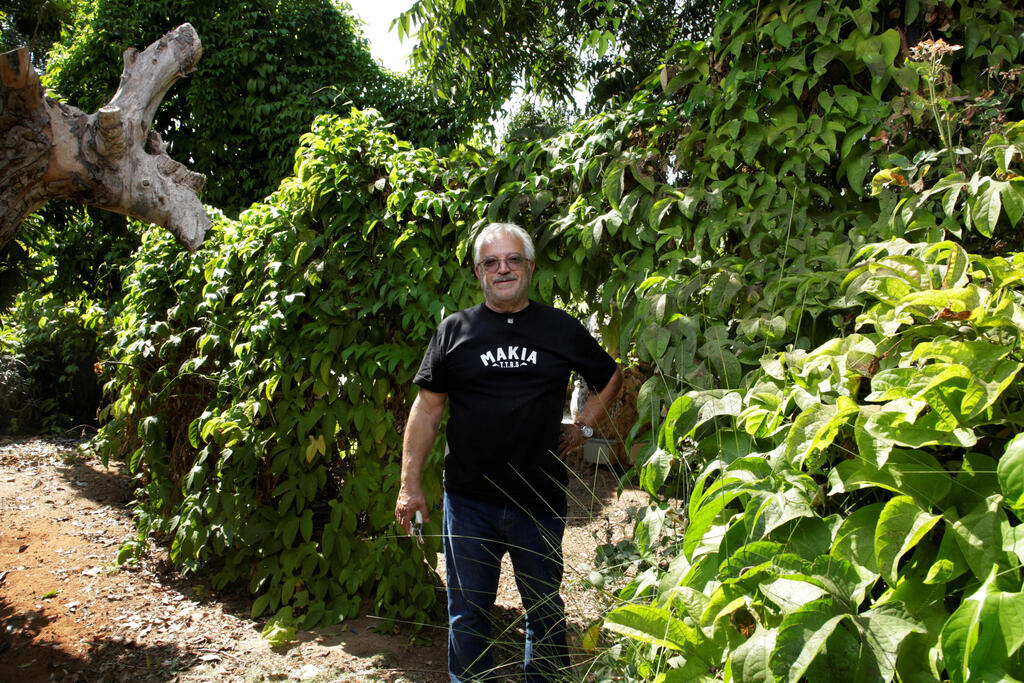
top-left (2, 0), bottom-right (470, 435)
top-left (0, 207), bottom-right (127, 433)
top-left (13, 0), bottom-right (1024, 677)
top-left (579, 0), bottom-right (1024, 680)
top-left (397, 0), bottom-right (717, 118)
top-left (43, 0), bottom-right (470, 213)
top-left (0, 0), bottom-right (72, 65)
top-left (95, 110), bottom-right (482, 627)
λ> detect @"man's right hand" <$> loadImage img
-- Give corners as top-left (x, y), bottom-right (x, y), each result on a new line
top-left (395, 484), bottom-right (429, 536)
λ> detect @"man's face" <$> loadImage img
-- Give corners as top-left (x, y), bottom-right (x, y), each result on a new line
top-left (475, 234), bottom-right (535, 313)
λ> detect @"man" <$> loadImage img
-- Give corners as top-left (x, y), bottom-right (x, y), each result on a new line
top-left (395, 222), bottom-right (622, 682)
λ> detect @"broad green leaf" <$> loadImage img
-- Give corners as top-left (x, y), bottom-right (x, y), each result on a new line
top-left (925, 525), bottom-right (969, 585)
top-left (641, 324), bottom-right (671, 361)
top-left (730, 625), bottom-right (777, 683)
top-left (785, 397), bottom-right (859, 469)
top-left (603, 162), bottom-right (626, 212)
top-left (663, 395), bottom-right (697, 456)
top-left (635, 505), bottom-right (667, 560)
top-left (853, 604), bottom-right (924, 683)
top-left (752, 483), bottom-right (816, 539)
top-left (875, 495), bottom-right (941, 585)
top-left (636, 375), bottom-right (664, 421)
top-left (1002, 521), bottom-right (1024, 567)
top-left (759, 577), bottom-right (826, 612)
top-left (770, 599), bottom-right (845, 683)
top-left (972, 181), bottom-right (1002, 238)
top-left (854, 406), bottom-right (893, 467)
top-left (685, 486), bottom-right (743, 561)
top-left (718, 541), bottom-right (785, 581)
top-left (895, 285), bottom-right (982, 314)
top-left (827, 501), bottom-right (884, 602)
top-left (829, 449), bottom-right (951, 509)
top-left (941, 567), bottom-right (1024, 683)
top-left (862, 399), bottom-right (977, 450)
top-left (650, 197), bottom-right (675, 230)
top-left (641, 448), bottom-right (674, 497)
top-left (948, 495), bottom-right (1006, 582)
top-left (692, 390), bottom-right (744, 424)
top-left (997, 434), bottom-right (1024, 511)
top-left (603, 604), bottom-right (705, 658)
top-left (1003, 181), bottom-right (1024, 226)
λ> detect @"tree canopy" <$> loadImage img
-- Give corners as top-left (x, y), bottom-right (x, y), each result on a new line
top-left (397, 0), bottom-right (717, 120)
top-left (42, 0), bottom-right (471, 213)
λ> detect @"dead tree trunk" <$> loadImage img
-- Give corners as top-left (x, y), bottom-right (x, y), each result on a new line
top-left (0, 23), bottom-right (210, 251)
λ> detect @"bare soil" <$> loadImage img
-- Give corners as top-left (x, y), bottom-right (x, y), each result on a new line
top-left (0, 437), bottom-right (644, 682)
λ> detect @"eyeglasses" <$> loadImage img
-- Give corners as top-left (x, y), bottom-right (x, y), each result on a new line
top-left (477, 255), bottom-right (528, 273)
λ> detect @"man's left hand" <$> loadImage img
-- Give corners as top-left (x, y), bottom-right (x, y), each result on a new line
top-left (558, 422), bottom-right (587, 457)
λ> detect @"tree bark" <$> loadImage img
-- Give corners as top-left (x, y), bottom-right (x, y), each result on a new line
top-left (0, 23), bottom-right (210, 251)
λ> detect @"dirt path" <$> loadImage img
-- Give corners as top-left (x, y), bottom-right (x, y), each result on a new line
top-left (0, 437), bottom-right (643, 682)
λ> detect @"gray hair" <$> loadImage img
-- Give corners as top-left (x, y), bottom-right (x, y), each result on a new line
top-left (473, 222), bottom-right (536, 264)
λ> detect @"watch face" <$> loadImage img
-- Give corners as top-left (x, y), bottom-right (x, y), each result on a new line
top-left (581, 424), bottom-right (594, 438)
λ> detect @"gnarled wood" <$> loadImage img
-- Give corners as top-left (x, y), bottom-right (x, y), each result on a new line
top-left (0, 23), bottom-right (210, 251)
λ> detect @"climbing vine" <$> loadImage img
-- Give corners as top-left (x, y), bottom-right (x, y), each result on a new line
top-left (93, 3), bottom-right (1024, 677)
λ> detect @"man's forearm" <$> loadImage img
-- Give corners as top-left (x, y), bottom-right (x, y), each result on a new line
top-left (395, 388), bottom-right (447, 533)
top-left (401, 400), bottom-right (442, 488)
top-left (577, 367), bottom-right (623, 429)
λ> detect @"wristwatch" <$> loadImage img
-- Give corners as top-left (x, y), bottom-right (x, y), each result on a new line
top-left (576, 421), bottom-right (594, 439)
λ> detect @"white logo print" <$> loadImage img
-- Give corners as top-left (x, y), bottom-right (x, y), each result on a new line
top-left (479, 346), bottom-right (539, 368)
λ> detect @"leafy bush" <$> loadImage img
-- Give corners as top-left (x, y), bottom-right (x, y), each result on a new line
top-left (95, 111), bottom-right (484, 627)
top-left (0, 209), bottom-right (118, 434)
top-left (580, 0), bottom-right (1024, 680)
top-left (88, 3), bottom-right (1024, 674)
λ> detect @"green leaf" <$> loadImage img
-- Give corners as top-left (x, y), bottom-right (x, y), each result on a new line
top-left (530, 190), bottom-right (553, 216)
top-left (997, 433), bottom-right (1024, 511)
top-left (948, 495), bottom-right (1006, 582)
top-left (188, 418), bottom-right (201, 449)
top-left (664, 395), bottom-right (697, 455)
top-left (730, 625), bottom-right (777, 683)
top-left (603, 162), bottom-right (626, 212)
top-left (685, 486), bottom-right (741, 561)
top-left (941, 567), bottom-right (1024, 683)
top-left (925, 525), bottom-right (968, 585)
top-left (635, 505), bottom-right (667, 560)
top-left (650, 197), bottom-right (675, 230)
top-left (853, 604), bottom-right (924, 683)
top-left (973, 181), bottom-right (1002, 238)
top-left (641, 449), bottom-right (674, 497)
top-left (261, 612), bottom-right (298, 646)
top-left (874, 495), bottom-right (941, 585)
top-left (829, 449), bottom-right (952, 509)
top-left (1004, 182), bottom-right (1024, 226)
top-left (785, 397), bottom-right (859, 469)
top-left (770, 600), bottom-right (845, 683)
top-left (831, 502), bottom-right (884, 598)
top-left (603, 604), bottom-right (704, 657)
top-left (641, 325), bottom-right (670, 361)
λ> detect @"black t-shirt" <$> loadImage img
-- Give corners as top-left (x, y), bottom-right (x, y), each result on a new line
top-left (413, 301), bottom-right (618, 511)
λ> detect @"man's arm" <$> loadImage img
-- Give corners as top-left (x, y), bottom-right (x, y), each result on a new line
top-left (558, 366), bottom-right (623, 457)
top-left (395, 387), bottom-right (447, 535)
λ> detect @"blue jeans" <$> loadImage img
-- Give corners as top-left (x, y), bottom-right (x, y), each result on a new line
top-left (443, 490), bottom-right (569, 682)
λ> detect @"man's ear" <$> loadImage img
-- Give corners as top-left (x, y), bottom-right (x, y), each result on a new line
top-left (473, 264), bottom-right (482, 282)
